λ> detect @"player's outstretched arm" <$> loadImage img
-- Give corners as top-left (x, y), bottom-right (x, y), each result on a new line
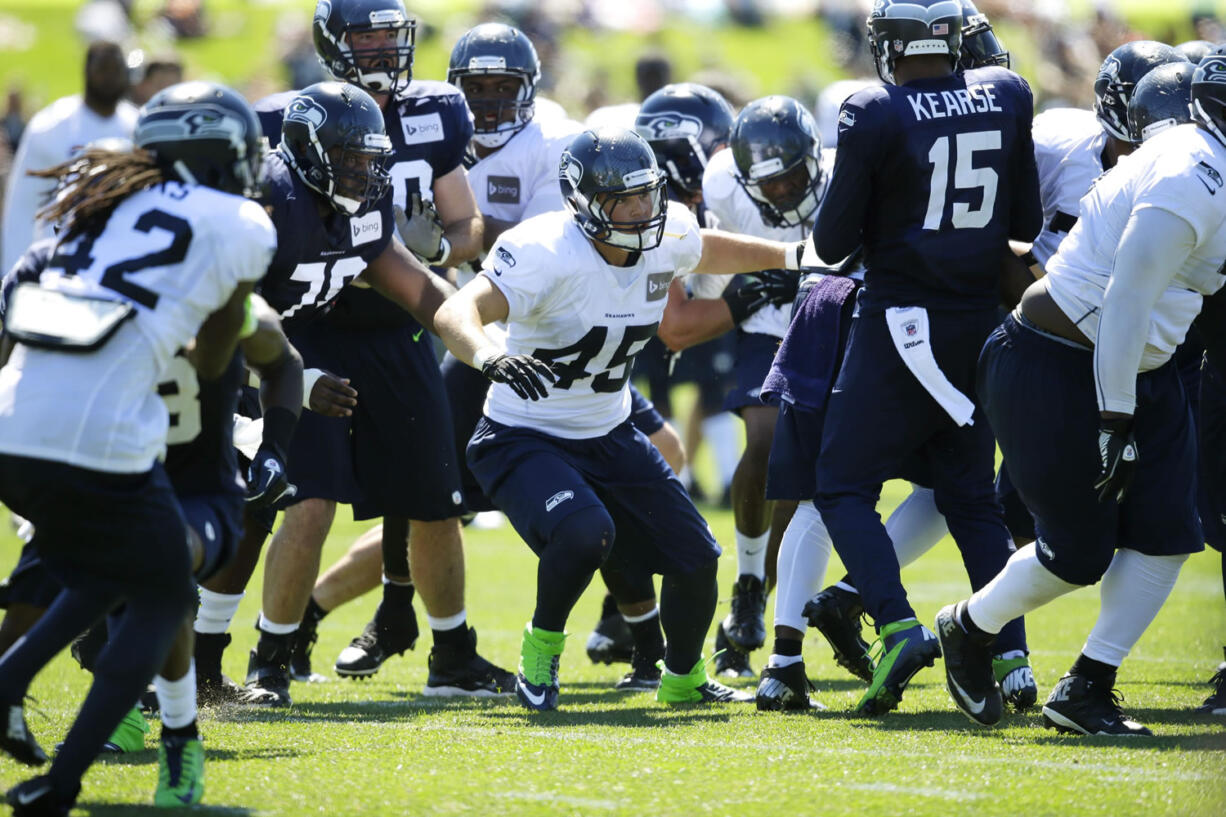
top-left (692, 229), bottom-right (805, 277)
top-left (658, 273), bottom-right (797, 353)
top-left (364, 237), bottom-right (458, 333)
top-left (190, 281), bottom-right (255, 380)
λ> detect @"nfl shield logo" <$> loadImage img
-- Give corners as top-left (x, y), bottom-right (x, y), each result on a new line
top-left (893, 39), bottom-right (904, 53)
top-left (904, 321), bottom-right (918, 337)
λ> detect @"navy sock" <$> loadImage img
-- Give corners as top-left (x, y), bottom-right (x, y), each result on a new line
top-left (1070, 653), bottom-right (1117, 685)
top-left (661, 560), bottom-right (718, 674)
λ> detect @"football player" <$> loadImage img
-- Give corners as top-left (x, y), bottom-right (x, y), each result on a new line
top-left (0, 81), bottom-right (275, 815)
top-left (434, 127), bottom-right (809, 710)
top-left (938, 49), bottom-right (1226, 736)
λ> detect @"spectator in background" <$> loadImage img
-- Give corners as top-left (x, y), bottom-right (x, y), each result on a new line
top-left (127, 49), bottom-right (184, 105)
top-left (3, 88), bottom-right (24, 153)
top-left (1, 40), bottom-right (137, 273)
top-left (584, 51), bottom-right (672, 128)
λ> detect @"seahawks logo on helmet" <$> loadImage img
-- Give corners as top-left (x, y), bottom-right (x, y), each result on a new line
top-left (638, 112), bottom-right (703, 141)
top-left (560, 154), bottom-right (584, 189)
top-left (315, 0), bottom-right (331, 23)
top-left (1099, 56), bottom-right (1122, 81)
top-left (1201, 57), bottom-right (1226, 84)
top-left (285, 97), bottom-right (328, 130)
top-left (135, 104), bottom-right (247, 150)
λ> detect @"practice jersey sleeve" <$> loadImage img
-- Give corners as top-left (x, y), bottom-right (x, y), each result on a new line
top-left (814, 90), bottom-right (885, 266)
top-left (1006, 78), bottom-right (1043, 243)
top-left (209, 199), bottom-right (279, 288)
top-left (482, 224), bottom-right (567, 323)
top-left (1131, 150), bottom-right (1226, 247)
top-left (431, 87), bottom-right (476, 178)
top-left (665, 200), bottom-right (703, 277)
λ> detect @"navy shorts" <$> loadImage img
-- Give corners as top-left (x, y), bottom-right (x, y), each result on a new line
top-left (467, 417), bottom-right (721, 575)
top-left (1199, 359), bottom-right (1226, 553)
top-left (3, 541), bottom-right (60, 608)
top-left (0, 455), bottom-right (194, 609)
top-left (286, 321), bottom-right (464, 521)
top-left (722, 331), bottom-right (781, 413)
top-left (766, 402), bottom-right (823, 501)
top-left (979, 315), bottom-right (1203, 585)
top-left (994, 462), bottom-right (1037, 542)
top-left (441, 350), bottom-right (495, 513)
top-left (179, 493), bottom-right (244, 582)
top-left (629, 384), bottom-right (666, 436)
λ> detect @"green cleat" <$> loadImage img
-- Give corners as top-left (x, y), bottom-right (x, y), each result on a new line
top-left (102, 707), bottom-right (150, 753)
top-left (656, 657), bottom-right (754, 704)
top-left (154, 734), bottom-right (205, 806)
top-left (515, 624), bottom-right (566, 711)
top-left (855, 618), bottom-right (940, 716)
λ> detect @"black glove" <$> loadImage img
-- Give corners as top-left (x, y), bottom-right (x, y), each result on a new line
top-left (1093, 416), bottom-right (1138, 503)
top-left (246, 445), bottom-right (297, 508)
top-left (481, 353), bottom-right (556, 401)
top-left (721, 270), bottom-right (800, 326)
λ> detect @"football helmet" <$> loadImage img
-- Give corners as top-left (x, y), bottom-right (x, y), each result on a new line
top-left (1176, 40), bottom-right (1215, 65)
top-left (1094, 41), bottom-right (1188, 142)
top-left (866, 0), bottom-right (963, 85)
top-left (135, 81), bottom-right (265, 198)
top-left (558, 128), bottom-right (668, 252)
top-left (448, 23), bottom-right (540, 150)
top-left (279, 82), bottom-right (392, 216)
top-left (1127, 61), bottom-right (1194, 146)
top-left (1192, 45), bottom-right (1226, 146)
top-left (958, 0), bottom-right (1008, 70)
top-left (634, 82), bottom-right (735, 202)
top-left (313, 0), bottom-right (416, 96)
top-left (730, 96), bottom-right (822, 229)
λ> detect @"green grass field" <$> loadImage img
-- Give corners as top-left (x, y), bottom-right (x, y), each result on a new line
top-left (2, 477), bottom-right (1224, 816)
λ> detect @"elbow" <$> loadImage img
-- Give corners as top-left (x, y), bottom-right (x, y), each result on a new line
top-left (657, 320), bottom-right (689, 353)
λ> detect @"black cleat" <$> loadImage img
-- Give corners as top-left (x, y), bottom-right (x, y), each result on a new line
top-left (725, 574), bottom-right (767, 652)
top-left (713, 620), bottom-right (754, 678)
top-left (0, 704), bottom-right (47, 767)
top-left (585, 613), bottom-right (634, 665)
top-left (1042, 673), bottom-right (1152, 736)
top-left (615, 646), bottom-right (665, 692)
top-left (289, 614), bottom-right (328, 683)
top-left (334, 601), bottom-right (419, 680)
top-left (803, 585), bottom-right (875, 683)
top-left (756, 662), bottom-right (823, 711)
top-left (935, 603), bottom-right (1003, 726)
top-left (424, 628), bottom-right (515, 697)
top-left (194, 632), bottom-right (246, 706)
top-left (1195, 650), bottom-right (1226, 715)
top-left (6, 775), bottom-right (77, 817)
top-left (242, 635), bottom-right (293, 708)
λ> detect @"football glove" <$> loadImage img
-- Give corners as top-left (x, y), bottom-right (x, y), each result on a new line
top-left (246, 445), bottom-right (297, 508)
top-left (481, 353), bottom-right (556, 401)
top-left (1093, 417), bottom-right (1138, 503)
top-left (721, 270), bottom-right (800, 326)
top-left (394, 193), bottom-right (448, 264)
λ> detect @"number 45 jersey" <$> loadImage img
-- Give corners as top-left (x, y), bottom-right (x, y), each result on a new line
top-left (818, 65), bottom-right (1041, 314)
top-left (0, 183), bottom-right (275, 473)
top-left (482, 202), bottom-right (701, 439)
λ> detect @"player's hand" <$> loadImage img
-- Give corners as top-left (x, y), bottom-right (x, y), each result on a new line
top-left (481, 353), bottom-right (556, 401)
top-left (1093, 416), bottom-right (1138, 503)
top-left (309, 370), bottom-right (358, 417)
top-left (721, 270), bottom-right (799, 326)
top-left (246, 445), bottom-right (297, 508)
top-left (394, 194), bottom-right (447, 263)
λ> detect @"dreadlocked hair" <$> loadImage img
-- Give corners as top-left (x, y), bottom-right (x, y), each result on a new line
top-left (31, 147), bottom-right (173, 240)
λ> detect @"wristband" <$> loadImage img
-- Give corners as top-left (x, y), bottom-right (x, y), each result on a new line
top-left (432, 236), bottom-right (452, 267)
top-left (472, 345), bottom-right (499, 371)
top-left (1019, 249), bottom-right (1038, 268)
top-left (784, 239), bottom-right (807, 271)
top-left (259, 405), bottom-right (298, 463)
top-left (302, 367), bottom-right (324, 410)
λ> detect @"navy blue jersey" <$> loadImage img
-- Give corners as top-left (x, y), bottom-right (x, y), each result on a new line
top-left (258, 81), bottom-right (472, 329)
top-left (815, 66), bottom-right (1042, 314)
top-left (253, 149), bottom-right (393, 330)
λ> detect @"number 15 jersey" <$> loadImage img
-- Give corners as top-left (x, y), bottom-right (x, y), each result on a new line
top-left (482, 202), bottom-right (701, 439)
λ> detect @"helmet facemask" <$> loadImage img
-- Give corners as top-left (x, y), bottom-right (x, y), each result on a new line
top-left (315, 3), bottom-right (416, 97)
top-left (282, 127), bottom-right (392, 216)
top-left (563, 160), bottom-right (668, 252)
top-left (457, 67), bottom-right (537, 150)
top-left (737, 154), bottom-right (822, 229)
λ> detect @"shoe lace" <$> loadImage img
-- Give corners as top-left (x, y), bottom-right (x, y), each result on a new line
top-left (1208, 665), bottom-right (1226, 689)
top-left (349, 621), bottom-right (379, 651)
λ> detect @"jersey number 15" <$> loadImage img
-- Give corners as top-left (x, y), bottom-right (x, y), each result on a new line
top-left (923, 130), bottom-right (1001, 231)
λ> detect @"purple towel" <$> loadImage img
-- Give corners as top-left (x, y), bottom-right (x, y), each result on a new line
top-left (760, 274), bottom-right (858, 411)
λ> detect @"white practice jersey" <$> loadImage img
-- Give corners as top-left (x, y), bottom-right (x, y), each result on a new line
top-left (483, 202), bottom-right (702, 438)
top-left (1046, 124), bottom-right (1226, 373)
top-left (1, 95), bottom-right (138, 273)
top-left (0, 183), bottom-right (276, 473)
top-left (458, 115), bottom-right (583, 288)
top-left (1031, 107), bottom-right (1107, 268)
top-left (701, 147), bottom-right (833, 337)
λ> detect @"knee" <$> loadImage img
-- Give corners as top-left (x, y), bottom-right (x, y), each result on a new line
top-left (278, 499), bottom-right (336, 545)
top-left (1037, 538), bottom-right (1110, 587)
top-left (549, 506), bottom-right (616, 570)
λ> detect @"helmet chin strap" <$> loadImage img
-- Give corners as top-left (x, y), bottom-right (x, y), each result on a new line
top-left (173, 160), bottom-right (198, 186)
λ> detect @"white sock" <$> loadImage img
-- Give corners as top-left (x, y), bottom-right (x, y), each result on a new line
top-left (735, 530), bottom-right (770, 580)
top-left (704, 413), bottom-right (740, 490)
top-left (886, 485), bottom-right (950, 568)
top-left (155, 662), bottom-right (198, 730)
top-left (622, 607), bottom-right (659, 624)
top-left (426, 610), bottom-right (467, 632)
top-left (257, 613), bottom-right (299, 636)
top-left (194, 590), bottom-right (244, 635)
top-left (1082, 549), bottom-right (1187, 666)
top-left (966, 543), bottom-right (1080, 634)
top-left (382, 574), bottom-right (413, 587)
top-left (773, 501), bottom-right (832, 631)
top-left (835, 579), bottom-right (858, 594)
top-left (767, 653), bottom-right (804, 668)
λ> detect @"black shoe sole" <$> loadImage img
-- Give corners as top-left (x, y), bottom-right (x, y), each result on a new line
top-left (0, 738), bottom-right (47, 767)
top-left (1041, 709), bottom-right (1153, 737)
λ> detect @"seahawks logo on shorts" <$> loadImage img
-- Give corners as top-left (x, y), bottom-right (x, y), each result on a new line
top-left (545, 490), bottom-right (574, 512)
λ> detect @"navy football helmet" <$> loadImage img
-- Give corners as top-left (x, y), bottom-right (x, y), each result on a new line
top-left (867, 0), bottom-right (963, 84)
top-left (1127, 62), bottom-right (1194, 146)
top-left (135, 81), bottom-right (265, 198)
top-left (634, 83), bottom-right (735, 203)
top-left (958, 0), bottom-right (1008, 70)
top-left (1192, 45), bottom-right (1226, 146)
top-left (448, 23), bottom-right (540, 150)
top-left (559, 128), bottom-right (668, 252)
top-left (1176, 40), bottom-right (1215, 65)
top-left (1094, 41), bottom-right (1189, 142)
top-left (730, 96), bottom-right (822, 229)
top-left (279, 82), bottom-right (392, 216)
top-left (313, 0), bottom-right (416, 96)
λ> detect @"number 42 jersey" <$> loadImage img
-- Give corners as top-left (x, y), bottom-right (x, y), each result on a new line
top-left (482, 202), bottom-right (701, 439)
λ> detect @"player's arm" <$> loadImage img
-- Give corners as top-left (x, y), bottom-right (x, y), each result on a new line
top-left (434, 275), bottom-right (553, 400)
top-left (691, 229), bottom-right (805, 276)
top-left (1008, 81), bottom-right (1044, 244)
top-left (814, 101), bottom-right (876, 265)
top-left (434, 165), bottom-right (484, 265)
top-left (658, 273), bottom-right (797, 352)
top-left (189, 281), bottom-right (256, 380)
top-left (363, 237), bottom-right (457, 334)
